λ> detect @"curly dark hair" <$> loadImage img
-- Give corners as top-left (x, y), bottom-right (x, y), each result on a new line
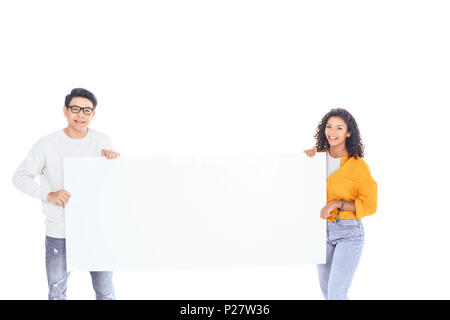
top-left (314, 108), bottom-right (364, 159)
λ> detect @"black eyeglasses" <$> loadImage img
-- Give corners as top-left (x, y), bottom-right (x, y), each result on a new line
top-left (67, 105), bottom-right (95, 115)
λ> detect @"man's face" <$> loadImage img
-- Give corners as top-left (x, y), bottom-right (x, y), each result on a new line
top-left (63, 96), bottom-right (96, 131)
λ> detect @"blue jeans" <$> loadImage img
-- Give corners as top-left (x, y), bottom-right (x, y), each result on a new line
top-left (45, 236), bottom-right (115, 300)
top-left (317, 219), bottom-right (364, 300)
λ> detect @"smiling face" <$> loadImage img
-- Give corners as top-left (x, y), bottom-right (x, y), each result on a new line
top-left (325, 116), bottom-right (351, 148)
top-left (63, 96), bottom-right (96, 132)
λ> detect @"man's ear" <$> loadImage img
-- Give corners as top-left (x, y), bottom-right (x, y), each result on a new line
top-left (63, 106), bottom-right (68, 118)
top-left (90, 110), bottom-right (96, 120)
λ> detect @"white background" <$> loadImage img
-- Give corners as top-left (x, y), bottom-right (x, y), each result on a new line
top-left (0, 0), bottom-right (449, 299)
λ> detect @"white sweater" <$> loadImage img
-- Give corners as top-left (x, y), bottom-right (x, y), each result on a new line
top-left (12, 128), bottom-right (113, 238)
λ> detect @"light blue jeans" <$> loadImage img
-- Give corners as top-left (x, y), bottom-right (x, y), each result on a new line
top-left (317, 219), bottom-right (364, 300)
top-left (45, 236), bottom-right (115, 300)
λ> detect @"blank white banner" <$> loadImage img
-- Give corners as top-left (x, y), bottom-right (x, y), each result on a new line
top-left (64, 154), bottom-right (326, 271)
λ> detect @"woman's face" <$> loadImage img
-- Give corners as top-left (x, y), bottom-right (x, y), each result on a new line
top-left (324, 116), bottom-right (351, 148)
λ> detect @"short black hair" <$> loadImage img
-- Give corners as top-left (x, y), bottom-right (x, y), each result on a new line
top-left (64, 88), bottom-right (97, 108)
top-left (314, 108), bottom-right (364, 159)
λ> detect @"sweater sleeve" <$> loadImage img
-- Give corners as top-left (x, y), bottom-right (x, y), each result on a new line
top-left (105, 135), bottom-right (113, 151)
top-left (12, 140), bottom-right (51, 201)
top-left (99, 134), bottom-right (114, 155)
top-left (354, 163), bottom-right (377, 219)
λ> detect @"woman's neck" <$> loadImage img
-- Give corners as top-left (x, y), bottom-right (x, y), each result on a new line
top-left (329, 145), bottom-right (348, 158)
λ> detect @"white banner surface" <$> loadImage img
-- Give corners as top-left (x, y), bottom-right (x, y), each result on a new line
top-left (64, 154), bottom-right (326, 271)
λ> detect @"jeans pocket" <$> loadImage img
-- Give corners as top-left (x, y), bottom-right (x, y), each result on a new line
top-left (337, 219), bottom-right (360, 226)
top-left (340, 224), bottom-right (364, 243)
top-left (359, 224), bottom-right (365, 240)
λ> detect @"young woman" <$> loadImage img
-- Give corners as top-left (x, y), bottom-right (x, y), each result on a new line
top-left (304, 108), bottom-right (377, 300)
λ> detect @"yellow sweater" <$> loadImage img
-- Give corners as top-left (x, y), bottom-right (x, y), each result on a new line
top-left (326, 154), bottom-right (377, 221)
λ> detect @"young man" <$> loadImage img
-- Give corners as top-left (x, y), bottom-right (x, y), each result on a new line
top-left (12, 88), bottom-right (120, 300)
